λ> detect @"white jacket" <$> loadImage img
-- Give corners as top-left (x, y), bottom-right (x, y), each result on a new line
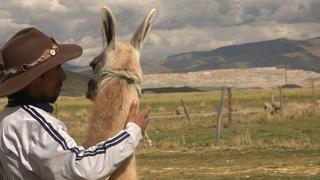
top-left (0, 103), bottom-right (142, 180)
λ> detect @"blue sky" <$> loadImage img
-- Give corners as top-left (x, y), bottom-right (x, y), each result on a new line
top-left (1, 0), bottom-right (320, 66)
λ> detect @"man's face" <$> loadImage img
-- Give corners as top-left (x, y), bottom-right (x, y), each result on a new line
top-left (36, 65), bottom-right (67, 103)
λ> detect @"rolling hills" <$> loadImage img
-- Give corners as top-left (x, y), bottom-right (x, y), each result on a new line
top-left (60, 71), bottom-right (89, 97)
top-left (64, 36), bottom-right (320, 74)
top-left (60, 37), bottom-right (320, 95)
top-left (157, 37), bottom-right (320, 73)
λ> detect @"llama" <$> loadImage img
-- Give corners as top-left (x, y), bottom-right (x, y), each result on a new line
top-left (84, 6), bottom-right (156, 180)
top-left (264, 90), bottom-right (284, 114)
top-left (316, 100), bottom-right (320, 110)
top-left (270, 91), bottom-right (284, 114)
top-left (176, 106), bottom-right (183, 115)
top-left (263, 102), bottom-right (273, 112)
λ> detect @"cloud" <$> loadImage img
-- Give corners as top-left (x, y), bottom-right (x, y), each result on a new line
top-left (1, 0), bottom-right (320, 64)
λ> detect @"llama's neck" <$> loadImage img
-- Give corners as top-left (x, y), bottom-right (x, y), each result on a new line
top-left (86, 78), bottom-right (139, 146)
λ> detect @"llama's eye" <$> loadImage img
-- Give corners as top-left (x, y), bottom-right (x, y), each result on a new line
top-left (90, 58), bottom-right (99, 69)
top-left (90, 62), bottom-right (96, 69)
top-left (90, 52), bottom-right (105, 70)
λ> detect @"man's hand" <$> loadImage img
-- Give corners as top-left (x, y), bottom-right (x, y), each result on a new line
top-left (127, 100), bottom-right (151, 134)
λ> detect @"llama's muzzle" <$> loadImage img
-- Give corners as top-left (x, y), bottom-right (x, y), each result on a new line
top-left (86, 77), bottom-right (98, 100)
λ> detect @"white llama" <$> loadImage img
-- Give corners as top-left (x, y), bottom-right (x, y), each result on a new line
top-left (84, 6), bottom-right (156, 180)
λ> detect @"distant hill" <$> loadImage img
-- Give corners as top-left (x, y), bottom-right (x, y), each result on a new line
top-left (141, 58), bottom-right (174, 74)
top-left (142, 67), bottom-right (320, 89)
top-left (59, 36), bottom-right (320, 95)
top-left (62, 63), bottom-right (92, 76)
top-left (163, 37), bottom-right (320, 73)
top-left (66, 37), bottom-right (320, 75)
top-left (60, 71), bottom-right (90, 97)
top-left (60, 67), bottom-right (320, 96)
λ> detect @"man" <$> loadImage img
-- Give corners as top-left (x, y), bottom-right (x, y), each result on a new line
top-left (0, 27), bottom-right (150, 179)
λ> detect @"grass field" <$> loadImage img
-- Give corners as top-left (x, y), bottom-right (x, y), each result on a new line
top-left (0, 87), bottom-right (320, 179)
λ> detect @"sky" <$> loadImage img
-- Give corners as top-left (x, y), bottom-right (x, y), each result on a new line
top-left (1, 0), bottom-right (320, 66)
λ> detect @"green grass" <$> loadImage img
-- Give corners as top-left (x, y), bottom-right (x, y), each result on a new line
top-left (145, 109), bottom-right (320, 149)
top-left (139, 88), bottom-right (317, 116)
top-left (1, 88), bottom-right (320, 179)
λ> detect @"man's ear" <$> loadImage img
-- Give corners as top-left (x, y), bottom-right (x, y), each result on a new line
top-left (19, 75), bottom-right (43, 97)
top-left (30, 74), bottom-right (46, 86)
top-left (39, 65), bottom-right (59, 78)
top-left (37, 72), bottom-right (48, 79)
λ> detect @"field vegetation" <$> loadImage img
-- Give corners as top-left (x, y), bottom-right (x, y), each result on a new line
top-left (0, 87), bottom-right (319, 179)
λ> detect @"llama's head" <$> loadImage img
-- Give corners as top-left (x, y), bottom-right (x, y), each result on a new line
top-left (86, 6), bottom-right (156, 100)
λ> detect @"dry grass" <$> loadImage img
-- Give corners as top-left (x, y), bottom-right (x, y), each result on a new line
top-left (1, 88), bottom-right (320, 179)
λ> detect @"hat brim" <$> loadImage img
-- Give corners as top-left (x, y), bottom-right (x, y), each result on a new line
top-left (0, 43), bottom-right (82, 98)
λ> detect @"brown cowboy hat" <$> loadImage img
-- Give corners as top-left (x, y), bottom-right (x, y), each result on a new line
top-left (0, 27), bottom-right (83, 97)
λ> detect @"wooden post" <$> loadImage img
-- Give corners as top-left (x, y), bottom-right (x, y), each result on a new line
top-left (285, 64), bottom-right (288, 86)
top-left (312, 80), bottom-right (316, 111)
top-left (215, 87), bottom-right (225, 146)
top-left (279, 87), bottom-right (283, 113)
top-left (144, 132), bottom-right (153, 147)
top-left (227, 87), bottom-right (233, 128)
top-left (181, 99), bottom-right (191, 122)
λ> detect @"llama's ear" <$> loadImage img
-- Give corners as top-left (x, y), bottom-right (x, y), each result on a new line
top-left (130, 8), bottom-right (156, 51)
top-left (101, 6), bottom-right (117, 49)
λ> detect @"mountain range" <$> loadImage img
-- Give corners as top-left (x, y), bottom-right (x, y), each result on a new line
top-left (142, 37), bottom-right (320, 74)
top-left (61, 36), bottom-right (320, 96)
top-left (60, 71), bottom-right (89, 97)
top-left (64, 37), bottom-right (320, 75)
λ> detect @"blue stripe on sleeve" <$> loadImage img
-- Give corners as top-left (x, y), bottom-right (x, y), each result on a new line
top-left (22, 105), bottom-right (130, 161)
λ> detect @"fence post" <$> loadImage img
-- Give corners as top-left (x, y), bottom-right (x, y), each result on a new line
top-left (215, 87), bottom-right (225, 146)
top-left (312, 80), bottom-right (316, 111)
top-left (144, 132), bottom-right (153, 147)
top-left (227, 87), bottom-right (233, 128)
top-left (181, 99), bottom-right (191, 122)
top-left (279, 87), bottom-right (284, 113)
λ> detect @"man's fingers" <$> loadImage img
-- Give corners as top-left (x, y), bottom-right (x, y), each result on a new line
top-left (144, 118), bottom-right (150, 126)
top-left (126, 105), bottom-right (152, 133)
top-left (143, 108), bottom-right (151, 125)
top-left (143, 107), bottom-right (151, 117)
top-left (129, 99), bottom-right (138, 115)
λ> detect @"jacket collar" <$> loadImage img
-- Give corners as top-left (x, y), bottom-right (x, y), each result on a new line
top-left (7, 96), bottom-right (53, 113)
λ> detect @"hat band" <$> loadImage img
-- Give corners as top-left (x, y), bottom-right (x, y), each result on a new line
top-left (0, 42), bottom-right (59, 81)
